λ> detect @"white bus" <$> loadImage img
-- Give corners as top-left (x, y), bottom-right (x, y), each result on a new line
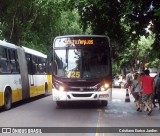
top-left (50, 35), bottom-right (112, 107)
top-left (0, 40), bottom-right (52, 110)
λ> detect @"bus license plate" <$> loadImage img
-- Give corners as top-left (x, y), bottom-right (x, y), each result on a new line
top-left (99, 94), bottom-right (109, 98)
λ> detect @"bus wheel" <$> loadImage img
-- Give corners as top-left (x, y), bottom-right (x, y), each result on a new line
top-left (56, 101), bottom-right (64, 107)
top-left (44, 84), bottom-right (48, 96)
top-left (100, 101), bottom-right (108, 107)
top-left (4, 89), bottom-right (12, 110)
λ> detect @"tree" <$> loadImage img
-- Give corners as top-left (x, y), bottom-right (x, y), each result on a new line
top-left (0, 0), bottom-right (83, 53)
top-left (1, 0), bottom-right (160, 67)
top-left (54, 9), bottom-right (83, 35)
top-left (70, 0), bottom-right (160, 71)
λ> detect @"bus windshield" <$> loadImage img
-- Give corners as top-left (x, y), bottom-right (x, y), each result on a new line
top-left (54, 36), bottom-right (111, 79)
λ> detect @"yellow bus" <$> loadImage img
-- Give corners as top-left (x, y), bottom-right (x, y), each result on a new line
top-left (0, 40), bottom-right (52, 110)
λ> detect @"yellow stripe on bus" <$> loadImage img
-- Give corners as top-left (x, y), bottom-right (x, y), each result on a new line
top-left (47, 75), bottom-right (52, 93)
top-left (30, 85), bottom-right (46, 97)
top-left (0, 92), bottom-right (4, 106)
top-left (12, 89), bottom-right (22, 103)
top-left (0, 89), bottom-right (22, 106)
top-left (0, 85), bottom-right (47, 107)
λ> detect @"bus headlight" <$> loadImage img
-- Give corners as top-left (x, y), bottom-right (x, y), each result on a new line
top-left (54, 83), bottom-right (65, 91)
top-left (104, 83), bottom-right (109, 88)
top-left (59, 86), bottom-right (64, 91)
top-left (101, 87), bottom-right (105, 91)
top-left (99, 83), bottom-right (109, 91)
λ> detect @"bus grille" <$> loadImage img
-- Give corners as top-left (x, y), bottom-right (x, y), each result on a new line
top-left (69, 87), bottom-right (95, 92)
top-left (72, 94), bottom-right (92, 97)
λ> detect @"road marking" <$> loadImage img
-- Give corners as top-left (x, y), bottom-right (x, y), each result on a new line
top-left (95, 109), bottom-right (104, 136)
top-left (112, 99), bottom-right (122, 102)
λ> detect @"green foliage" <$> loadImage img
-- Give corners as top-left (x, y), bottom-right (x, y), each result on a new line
top-left (0, 0), bottom-right (160, 71)
top-left (117, 35), bottom-right (155, 71)
top-left (112, 63), bottom-right (121, 74)
top-left (148, 58), bottom-right (160, 68)
top-left (0, 0), bottom-right (83, 53)
top-left (73, 0), bottom-right (160, 71)
top-left (55, 9), bottom-right (83, 35)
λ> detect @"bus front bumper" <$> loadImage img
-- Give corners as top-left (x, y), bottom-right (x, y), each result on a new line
top-left (52, 88), bottom-right (112, 102)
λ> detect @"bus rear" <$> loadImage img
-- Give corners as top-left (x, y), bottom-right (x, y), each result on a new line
top-left (52, 35), bottom-right (112, 107)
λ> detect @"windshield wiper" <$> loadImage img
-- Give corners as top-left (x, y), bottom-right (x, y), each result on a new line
top-left (65, 48), bottom-right (68, 68)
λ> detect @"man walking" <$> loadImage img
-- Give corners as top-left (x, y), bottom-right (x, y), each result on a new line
top-left (140, 69), bottom-right (154, 115)
top-left (126, 71), bottom-right (133, 90)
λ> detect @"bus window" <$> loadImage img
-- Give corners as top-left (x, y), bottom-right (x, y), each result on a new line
top-left (32, 55), bottom-right (37, 74)
top-left (8, 49), bottom-right (19, 73)
top-left (54, 50), bottom-right (67, 77)
top-left (26, 53), bottom-right (36, 75)
top-left (37, 57), bottom-right (46, 74)
top-left (0, 60), bottom-right (8, 73)
top-left (26, 53), bottom-right (32, 74)
top-left (0, 46), bottom-right (9, 73)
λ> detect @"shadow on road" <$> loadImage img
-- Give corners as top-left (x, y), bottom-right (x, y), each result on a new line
top-left (0, 94), bottom-right (51, 112)
top-left (56, 101), bottom-right (106, 109)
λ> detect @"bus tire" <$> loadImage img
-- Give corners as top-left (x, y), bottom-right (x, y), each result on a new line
top-left (44, 83), bottom-right (48, 96)
top-left (4, 88), bottom-right (12, 110)
top-left (56, 101), bottom-right (64, 107)
top-left (100, 101), bottom-right (108, 107)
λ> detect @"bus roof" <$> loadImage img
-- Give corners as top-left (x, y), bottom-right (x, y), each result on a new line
top-left (54, 35), bottom-right (108, 39)
top-left (22, 46), bottom-right (47, 58)
top-left (0, 40), bottom-right (46, 58)
top-left (0, 40), bottom-right (17, 49)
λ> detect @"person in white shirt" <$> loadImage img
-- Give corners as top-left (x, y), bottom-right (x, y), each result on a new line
top-left (126, 71), bottom-right (133, 90)
top-left (131, 73), bottom-right (141, 111)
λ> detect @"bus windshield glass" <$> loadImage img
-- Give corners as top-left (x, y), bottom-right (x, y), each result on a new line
top-left (54, 36), bottom-right (110, 79)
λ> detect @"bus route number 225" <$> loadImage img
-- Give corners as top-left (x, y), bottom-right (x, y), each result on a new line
top-left (67, 71), bottom-right (80, 78)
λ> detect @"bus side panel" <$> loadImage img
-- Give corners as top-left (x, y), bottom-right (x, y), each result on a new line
top-left (47, 75), bottom-right (52, 93)
top-left (0, 75), bottom-right (22, 106)
top-left (29, 75), bottom-right (46, 97)
top-left (0, 91), bottom-right (4, 106)
top-left (0, 76), bottom-right (5, 106)
top-left (8, 74), bottom-right (22, 103)
top-left (12, 89), bottom-right (22, 103)
top-left (46, 52), bottom-right (53, 93)
top-left (17, 47), bottom-right (30, 99)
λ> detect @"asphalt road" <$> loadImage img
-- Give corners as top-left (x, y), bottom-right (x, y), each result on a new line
top-left (0, 88), bottom-right (160, 136)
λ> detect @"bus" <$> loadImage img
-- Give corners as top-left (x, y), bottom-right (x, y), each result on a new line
top-left (50, 35), bottom-right (112, 107)
top-left (0, 40), bottom-right (52, 110)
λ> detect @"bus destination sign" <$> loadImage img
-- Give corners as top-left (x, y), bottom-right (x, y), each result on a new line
top-left (64, 39), bottom-right (93, 45)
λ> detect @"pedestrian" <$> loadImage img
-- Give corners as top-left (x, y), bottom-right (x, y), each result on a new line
top-left (138, 91), bottom-right (143, 112)
top-left (126, 71), bottom-right (133, 90)
top-left (153, 74), bottom-right (158, 108)
top-left (138, 73), bottom-right (145, 112)
top-left (131, 73), bottom-right (141, 111)
top-left (140, 69), bottom-right (154, 115)
top-left (155, 73), bottom-right (160, 110)
top-left (0, 65), bottom-right (3, 73)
